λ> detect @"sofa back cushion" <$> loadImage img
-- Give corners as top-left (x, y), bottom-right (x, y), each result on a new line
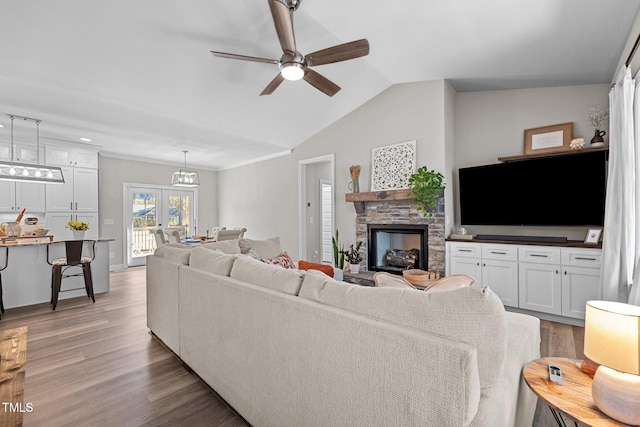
top-left (299, 270), bottom-right (507, 390)
top-left (230, 256), bottom-right (304, 295)
top-left (202, 239), bottom-right (242, 254)
top-left (153, 244), bottom-right (191, 265)
top-left (190, 247), bottom-right (237, 276)
top-left (238, 236), bottom-right (282, 259)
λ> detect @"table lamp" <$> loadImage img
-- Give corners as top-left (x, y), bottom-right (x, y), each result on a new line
top-left (584, 300), bottom-right (640, 425)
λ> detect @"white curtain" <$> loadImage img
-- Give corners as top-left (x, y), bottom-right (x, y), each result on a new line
top-left (602, 67), bottom-right (638, 303)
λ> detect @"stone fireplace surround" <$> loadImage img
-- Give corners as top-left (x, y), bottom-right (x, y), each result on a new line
top-left (346, 189), bottom-right (445, 277)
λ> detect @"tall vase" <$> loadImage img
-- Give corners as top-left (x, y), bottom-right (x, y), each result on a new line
top-left (349, 178), bottom-right (360, 193)
top-left (72, 230), bottom-right (86, 240)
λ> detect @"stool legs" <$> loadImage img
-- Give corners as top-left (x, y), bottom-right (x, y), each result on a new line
top-left (82, 262), bottom-right (95, 303)
top-left (51, 265), bottom-right (62, 310)
top-left (51, 264), bottom-right (94, 310)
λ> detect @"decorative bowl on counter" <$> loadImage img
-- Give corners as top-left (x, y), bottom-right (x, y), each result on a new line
top-left (34, 229), bottom-right (49, 237)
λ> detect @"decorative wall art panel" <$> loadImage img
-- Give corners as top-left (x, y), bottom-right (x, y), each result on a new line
top-left (371, 140), bottom-right (416, 191)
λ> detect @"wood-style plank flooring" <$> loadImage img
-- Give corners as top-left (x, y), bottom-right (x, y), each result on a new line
top-left (0, 266), bottom-right (247, 427)
top-left (0, 266), bottom-right (584, 426)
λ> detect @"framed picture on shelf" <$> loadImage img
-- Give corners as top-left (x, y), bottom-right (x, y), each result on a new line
top-left (371, 140), bottom-right (416, 191)
top-left (524, 122), bottom-right (573, 155)
top-left (584, 228), bottom-right (603, 245)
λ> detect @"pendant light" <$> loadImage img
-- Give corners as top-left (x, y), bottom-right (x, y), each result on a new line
top-left (171, 150), bottom-right (200, 187)
top-left (0, 114), bottom-right (65, 184)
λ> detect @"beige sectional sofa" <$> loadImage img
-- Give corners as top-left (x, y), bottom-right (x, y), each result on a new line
top-left (146, 238), bottom-right (541, 427)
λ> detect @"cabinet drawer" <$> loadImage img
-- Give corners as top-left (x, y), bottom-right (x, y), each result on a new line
top-left (449, 242), bottom-right (481, 258)
top-left (518, 246), bottom-right (561, 264)
top-left (482, 244), bottom-right (517, 261)
top-left (561, 248), bottom-right (602, 268)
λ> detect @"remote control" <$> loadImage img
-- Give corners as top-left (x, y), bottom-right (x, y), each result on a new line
top-left (548, 363), bottom-right (563, 384)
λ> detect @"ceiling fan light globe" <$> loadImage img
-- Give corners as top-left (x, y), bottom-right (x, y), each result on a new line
top-left (280, 63), bottom-right (304, 81)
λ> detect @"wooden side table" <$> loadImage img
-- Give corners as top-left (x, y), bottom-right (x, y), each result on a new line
top-left (523, 357), bottom-right (631, 427)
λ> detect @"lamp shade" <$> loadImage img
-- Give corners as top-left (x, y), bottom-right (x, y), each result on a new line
top-left (584, 300), bottom-right (640, 375)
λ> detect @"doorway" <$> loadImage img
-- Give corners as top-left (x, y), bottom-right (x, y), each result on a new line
top-left (124, 184), bottom-right (197, 267)
top-left (298, 154), bottom-right (335, 262)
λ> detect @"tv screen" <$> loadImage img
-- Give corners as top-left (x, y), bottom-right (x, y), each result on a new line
top-left (459, 151), bottom-right (607, 226)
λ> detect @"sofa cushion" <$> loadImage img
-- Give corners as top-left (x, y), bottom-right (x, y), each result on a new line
top-left (261, 252), bottom-right (296, 269)
top-left (202, 239), bottom-right (242, 254)
top-left (297, 260), bottom-right (334, 278)
top-left (299, 270), bottom-right (507, 391)
top-left (153, 244), bottom-right (191, 265)
top-left (230, 256), bottom-right (304, 295)
top-left (238, 236), bottom-right (282, 259)
top-left (190, 247), bottom-right (237, 276)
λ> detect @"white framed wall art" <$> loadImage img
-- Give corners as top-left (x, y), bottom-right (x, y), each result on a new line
top-left (370, 140), bottom-right (416, 191)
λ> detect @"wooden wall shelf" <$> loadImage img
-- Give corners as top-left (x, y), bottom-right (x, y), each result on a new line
top-left (497, 145), bottom-right (608, 162)
top-left (345, 189), bottom-right (414, 214)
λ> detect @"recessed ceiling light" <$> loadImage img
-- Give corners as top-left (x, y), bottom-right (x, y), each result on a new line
top-left (0, 124), bottom-right (4, 128)
top-left (79, 137), bottom-right (92, 142)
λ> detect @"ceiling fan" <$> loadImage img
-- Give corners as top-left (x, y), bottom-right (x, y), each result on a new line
top-left (210, 0), bottom-right (370, 97)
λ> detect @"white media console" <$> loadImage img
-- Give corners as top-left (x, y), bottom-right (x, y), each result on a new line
top-left (446, 239), bottom-right (602, 325)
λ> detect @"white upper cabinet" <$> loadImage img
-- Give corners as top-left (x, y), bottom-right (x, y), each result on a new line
top-left (45, 145), bottom-right (98, 168)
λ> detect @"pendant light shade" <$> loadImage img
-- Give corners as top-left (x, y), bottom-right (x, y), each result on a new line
top-left (171, 150), bottom-right (200, 187)
top-left (0, 115), bottom-right (65, 184)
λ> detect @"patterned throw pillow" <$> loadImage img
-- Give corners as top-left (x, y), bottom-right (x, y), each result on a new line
top-left (261, 252), bottom-right (296, 269)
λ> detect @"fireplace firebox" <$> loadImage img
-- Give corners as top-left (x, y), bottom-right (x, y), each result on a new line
top-left (367, 224), bottom-right (429, 274)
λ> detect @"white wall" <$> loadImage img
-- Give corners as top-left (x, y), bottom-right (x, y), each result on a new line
top-left (218, 80), bottom-right (452, 257)
top-left (454, 83), bottom-right (610, 239)
top-left (99, 155), bottom-right (218, 266)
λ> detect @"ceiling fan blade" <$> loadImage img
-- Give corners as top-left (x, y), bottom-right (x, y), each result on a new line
top-left (269, 0), bottom-right (296, 53)
top-left (260, 73), bottom-right (286, 96)
top-left (305, 39), bottom-right (370, 66)
top-left (303, 68), bottom-right (341, 97)
top-left (210, 51), bottom-right (279, 65)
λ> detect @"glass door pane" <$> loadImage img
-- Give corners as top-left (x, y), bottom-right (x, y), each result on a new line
top-left (164, 190), bottom-right (194, 237)
top-left (128, 189), bottom-right (160, 266)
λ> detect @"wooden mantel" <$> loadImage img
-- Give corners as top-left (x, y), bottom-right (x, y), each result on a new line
top-left (345, 189), bottom-right (414, 214)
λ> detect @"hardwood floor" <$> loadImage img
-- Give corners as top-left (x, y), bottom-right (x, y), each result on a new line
top-left (0, 266), bottom-right (584, 426)
top-left (0, 266), bottom-right (247, 427)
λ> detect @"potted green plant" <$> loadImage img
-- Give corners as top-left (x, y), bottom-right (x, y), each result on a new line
top-left (66, 220), bottom-right (89, 240)
top-left (343, 242), bottom-right (363, 273)
top-left (408, 166), bottom-right (446, 217)
top-left (332, 229), bottom-right (345, 269)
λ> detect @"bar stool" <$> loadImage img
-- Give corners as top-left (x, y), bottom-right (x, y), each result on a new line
top-left (0, 247), bottom-right (7, 319)
top-left (46, 240), bottom-right (96, 310)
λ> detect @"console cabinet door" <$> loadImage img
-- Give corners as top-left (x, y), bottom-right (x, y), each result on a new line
top-left (561, 266), bottom-right (602, 319)
top-left (518, 262), bottom-right (562, 315)
top-left (449, 256), bottom-right (482, 283)
top-left (482, 259), bottom-right (518, 307)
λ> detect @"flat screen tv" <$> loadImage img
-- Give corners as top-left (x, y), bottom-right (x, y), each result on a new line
top-left (458, 150), bottom-right (607, 226)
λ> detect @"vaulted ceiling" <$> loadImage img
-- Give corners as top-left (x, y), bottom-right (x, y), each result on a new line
top-left (0, 0), bottom-right (638, 170)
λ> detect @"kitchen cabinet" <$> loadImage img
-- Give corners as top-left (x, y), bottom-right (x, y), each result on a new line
top-left (45, 212), bottom-right (99, 240)
top-left (46, 167), bottom-right (98, 212)
top-left (0, 180), bottom-right (46, 213)
top-left (45, 145), bottom-right (98, 169)
top-left (447, 241), bottom-right (603, 322)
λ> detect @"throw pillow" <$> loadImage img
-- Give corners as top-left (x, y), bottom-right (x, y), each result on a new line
top-left (189, 247), bottom-right (237, 276)
top-left (262, 252), bottom-right (296, 269)
top-left (202, 239), bottom-right (242, 254)
top-left (298, 260), bottom-right (334, 278)
top-left (239, 236), bottom-right (282, 259)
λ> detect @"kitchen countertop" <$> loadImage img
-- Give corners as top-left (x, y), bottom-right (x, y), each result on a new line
top-left (0, 237), bottom-right (115, 247)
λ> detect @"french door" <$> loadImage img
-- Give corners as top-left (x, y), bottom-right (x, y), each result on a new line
top-left (125, 184), bottom-right (196, 267)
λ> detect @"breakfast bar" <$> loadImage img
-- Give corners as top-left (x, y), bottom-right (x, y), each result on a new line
top-left (0, 238), bottom-right (113, 309)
